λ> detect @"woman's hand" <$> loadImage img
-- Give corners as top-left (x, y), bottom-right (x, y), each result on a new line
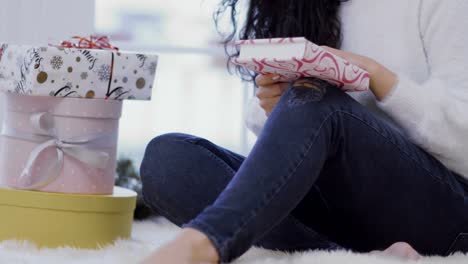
top-left (255, 74), bottom-right (289, 116)
top-left (321, 46), bottom-right (398, 101)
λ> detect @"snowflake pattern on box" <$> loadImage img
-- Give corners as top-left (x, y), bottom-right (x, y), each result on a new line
top-left (0, 44), bottom-right (158, 100)
top-left (14, 83), bottom-right (25, 94)
top-left (50, 56), bottom-right (64, 70)
top-left (97, 64), bottom-right (111, 82)
top-left (147, 61), bottom-right (157, 74)
top-left (80, 72), bottom-right (88, 80)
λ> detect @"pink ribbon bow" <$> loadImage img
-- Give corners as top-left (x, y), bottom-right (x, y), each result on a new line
top-left (57, 35), bottom-right (119, 50)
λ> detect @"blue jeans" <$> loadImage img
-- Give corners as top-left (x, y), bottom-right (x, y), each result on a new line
top-left (140, 82), bottom-right (468, 263)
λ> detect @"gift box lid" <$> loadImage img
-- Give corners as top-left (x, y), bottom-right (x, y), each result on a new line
top-left (0, 42), bottom-right (158, 101)
top-left (0, 186), bottom-right (136, 213)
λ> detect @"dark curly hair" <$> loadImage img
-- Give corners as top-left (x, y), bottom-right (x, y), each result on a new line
top-left (214, 0), bottom-right (348, 82)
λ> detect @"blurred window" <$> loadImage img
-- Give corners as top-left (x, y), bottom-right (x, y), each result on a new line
top-left (96, 0), bottom-right (256, 166)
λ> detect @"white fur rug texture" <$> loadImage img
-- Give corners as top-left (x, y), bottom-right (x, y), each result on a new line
top-left (0, 217), bottom-right (467, 264)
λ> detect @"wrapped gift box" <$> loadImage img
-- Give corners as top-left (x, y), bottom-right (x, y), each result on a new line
top-left (0, 38), bottom-right (159, 194)
top-left (0, 43), bottom-right (158, 100)
top-left (0, 186), bottom-right (136, 249)
top-left (0, 92), bottom-right (122, 194)
top-left (233, 37), bottom-right (370, 92)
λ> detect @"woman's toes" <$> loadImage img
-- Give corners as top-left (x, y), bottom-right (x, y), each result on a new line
top-left (382, 242), bottom-right (421, 260)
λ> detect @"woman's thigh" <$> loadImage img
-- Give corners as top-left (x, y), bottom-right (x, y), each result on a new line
top-left (281, 85), bottom-right (468, 255)
top-left (140, 133), bottom-right (339, 251)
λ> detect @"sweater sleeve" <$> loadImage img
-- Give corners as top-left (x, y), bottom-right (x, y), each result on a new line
top-left (377, 0), bottom-right (468, 173)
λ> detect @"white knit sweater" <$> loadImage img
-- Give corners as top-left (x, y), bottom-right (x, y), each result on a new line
top-left (244, 0), bottom-right (468, 179)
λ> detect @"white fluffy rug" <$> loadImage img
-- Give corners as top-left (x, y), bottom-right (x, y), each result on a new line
top-left (1, 217), bottom-right (467, 264)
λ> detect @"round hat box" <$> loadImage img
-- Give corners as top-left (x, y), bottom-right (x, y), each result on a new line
top-left (0, 186), bottom-right (136, 249)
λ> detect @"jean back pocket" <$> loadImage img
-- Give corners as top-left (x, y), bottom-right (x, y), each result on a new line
top-left (447, 233), bottom-right (468, 255)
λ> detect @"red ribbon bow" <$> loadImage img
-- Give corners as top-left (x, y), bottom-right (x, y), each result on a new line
top-left (58, 36), bottom-right (119, 50)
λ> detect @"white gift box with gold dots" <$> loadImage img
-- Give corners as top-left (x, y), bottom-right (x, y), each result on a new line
top-left (0, 44), bottom-right (158, 100)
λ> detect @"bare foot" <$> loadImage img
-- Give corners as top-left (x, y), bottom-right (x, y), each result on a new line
top-left (140, 228), bottom-right (219, 264)
top-left (372, 242), bottom-right (421, 260)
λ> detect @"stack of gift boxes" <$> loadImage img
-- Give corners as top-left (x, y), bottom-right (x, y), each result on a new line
top-left (0, 37), bottom-right (158, 249)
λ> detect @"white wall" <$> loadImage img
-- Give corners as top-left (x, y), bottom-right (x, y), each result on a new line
top-left (0, 0), bottom-right (95, 129)
top-left (0, 0), bottom-right (95, 44)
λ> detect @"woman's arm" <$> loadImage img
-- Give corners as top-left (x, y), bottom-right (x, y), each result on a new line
top-left (244, 49), bottom-right (400, 137)
top-left (320, 46), bottom-right (398, 101)
top-left (327, 0), bottom-right (468, 175)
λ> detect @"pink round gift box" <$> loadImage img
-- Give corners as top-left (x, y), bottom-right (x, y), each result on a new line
top-left (0, 93), bottom-right (122, 195)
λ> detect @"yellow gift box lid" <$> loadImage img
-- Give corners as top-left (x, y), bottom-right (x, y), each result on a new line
top-left (0, 186), bottom-right (136, 213)
top-left (0, 186), bottom-right (137, 249)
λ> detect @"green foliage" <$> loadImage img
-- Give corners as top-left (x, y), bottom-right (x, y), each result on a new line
top-left (115, 158), bottom-right (140, 189)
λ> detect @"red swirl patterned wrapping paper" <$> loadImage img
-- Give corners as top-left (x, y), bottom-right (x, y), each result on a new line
top-left (233, 37), bottom-right (370, 92)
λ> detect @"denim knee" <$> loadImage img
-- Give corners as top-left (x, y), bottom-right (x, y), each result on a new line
top-left (140, 133), bottom-right (192, 210)
top-left (284, 79), bottom-right (358, 112)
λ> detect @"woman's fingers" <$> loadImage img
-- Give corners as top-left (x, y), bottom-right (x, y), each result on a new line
top-left (255, 74), bottom-right (281, 87)
top-left (259, 97), bottom-right (280, 116)
top-left (255, 74), bottom-right (289, 115)
top-left (256, 85), bottom-right (284, 99)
